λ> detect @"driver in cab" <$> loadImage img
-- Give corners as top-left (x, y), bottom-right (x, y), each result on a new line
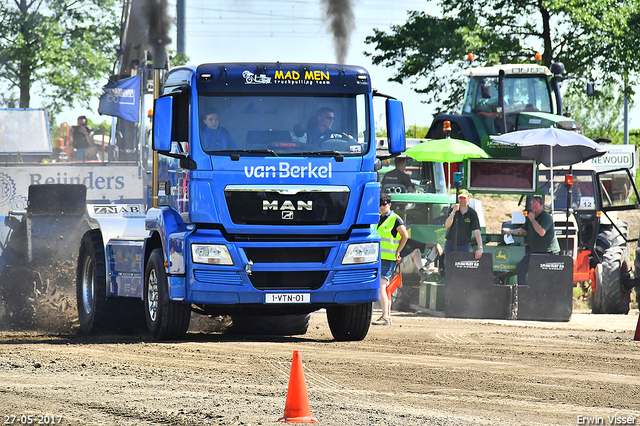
top-left (308, 106), bottom-right (336, 146)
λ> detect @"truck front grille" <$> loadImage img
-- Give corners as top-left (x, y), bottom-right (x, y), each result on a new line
top-left (243, 247), bottom-right (330, 263)
top-left (249, 271), bottom-right (328, 290)
top-left (224, 185), bottom-right (349, 225)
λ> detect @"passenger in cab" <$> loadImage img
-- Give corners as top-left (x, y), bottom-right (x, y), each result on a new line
top-left (201, 108), bottom-right (236, 151)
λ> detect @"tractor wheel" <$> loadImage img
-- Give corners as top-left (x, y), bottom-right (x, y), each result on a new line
top-left (77, 230), bottom-right (115, 334)
top-left (326, 302), bottom-right (372, 341)
top-left (144, 248), bottom-right (191, 341)
top-left (592, 246), bottom-right (630, 314)
top-left (229, 314), bottom-right (310, 336)
top-left (595, 221), bottom-right (628, 257)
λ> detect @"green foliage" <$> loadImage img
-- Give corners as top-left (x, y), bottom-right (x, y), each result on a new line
top-left (564, 81), bottom-right (626, 142)
top-left (405, 126), bottom-right (429, 138)
top-left (0, 1), bottom-right (119, 120)
top-left (170, 52), bottom-right (190, 67)
top-left (364, 0), bottom-right (640, 116)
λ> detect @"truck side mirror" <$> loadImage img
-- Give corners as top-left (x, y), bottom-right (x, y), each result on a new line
top-left (386, 98), bottom-right (406, 155)
top-left (587, 83), bottom-right (595, 97)
top-left (153, 96), bottom-right (173, 152)
top-left (481, 83), bottom-right (492, 99)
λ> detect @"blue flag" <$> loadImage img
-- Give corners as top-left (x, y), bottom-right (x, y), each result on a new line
top-left (98, 74), bottom-right (141, 122)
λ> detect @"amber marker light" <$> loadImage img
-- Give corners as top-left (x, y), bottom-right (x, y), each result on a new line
top-left (443, 120), bottom-right (452, 132)
top-left (466, 53), bottom-right (474, 62)
top-left (535, 52), bottom-right (542, 62)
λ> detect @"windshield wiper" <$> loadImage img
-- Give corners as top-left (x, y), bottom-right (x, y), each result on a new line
top-left (226, 149), bottom-right (279, 160)
top-left (291, 151), bottom-right (344, 162)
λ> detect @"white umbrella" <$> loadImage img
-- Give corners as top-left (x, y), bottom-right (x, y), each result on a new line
top-left (491, 128), bottom-right (607, 214)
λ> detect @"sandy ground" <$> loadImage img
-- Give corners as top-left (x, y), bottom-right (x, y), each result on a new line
top-left (1, 310), bottom-right (639, 426)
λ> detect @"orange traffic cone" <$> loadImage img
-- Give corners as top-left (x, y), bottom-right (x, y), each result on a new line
top-left (634, 313), bottom-right (640, 341)
top-left (278, 350), bottom-right (318, 423)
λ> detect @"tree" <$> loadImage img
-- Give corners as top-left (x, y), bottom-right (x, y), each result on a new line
top-left (0, 0), bottom-right (119, 118)
top-left (364, 0), bottom-right (640, 116)
top-left (564, 81), bottom-right (625, 142)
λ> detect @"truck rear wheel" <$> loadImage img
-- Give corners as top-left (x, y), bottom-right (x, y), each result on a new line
top-left (592, 246), bottom-right (630, 314)
top-left (326, 302), bottom-right (372, 341)
top-left (77, 230), bottom-right (114, 334)
top-left (144, 248), bottom-right (191, 341)
top-left (229, 314), bottom-right (310, 336)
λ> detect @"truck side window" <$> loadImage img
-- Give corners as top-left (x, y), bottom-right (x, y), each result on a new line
top-left (172, 94), bottom-right (189, 144)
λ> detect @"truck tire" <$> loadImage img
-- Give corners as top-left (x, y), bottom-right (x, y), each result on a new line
top-left (326, 302), bottom-right (372, 341)
top-left (592, 246), bottom-right (630, 314)
top-left (229, 314), bottom-right (310, 336)
top-left (144, 248), bottom-right (191, 341)
top-left (77, 230), bottom-right (115, 334)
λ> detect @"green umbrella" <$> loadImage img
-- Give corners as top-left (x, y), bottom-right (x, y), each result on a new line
top-left (405, 137), bottom-right (490, 163)
top-left (405, 137), bottom-right (490, 206)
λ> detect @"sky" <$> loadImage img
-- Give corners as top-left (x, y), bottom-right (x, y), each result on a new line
top-left (62, 0), bottom-right (639, 133)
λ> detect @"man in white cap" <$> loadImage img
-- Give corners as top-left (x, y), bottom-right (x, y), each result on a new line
top-left (444, 189), bottom-right (483, 262)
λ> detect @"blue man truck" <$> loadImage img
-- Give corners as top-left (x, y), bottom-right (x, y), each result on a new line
top-left (76, 62), bottom-right (406, 341)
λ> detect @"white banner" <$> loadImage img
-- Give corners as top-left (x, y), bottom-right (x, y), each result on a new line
top-left (0, 163), bottom-right (144, 214)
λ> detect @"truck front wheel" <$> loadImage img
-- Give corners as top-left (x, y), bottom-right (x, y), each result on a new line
top-left (77, 230), bottom-right (114, 334)
top-left (326, 302), bottom-right (372, 341)
top-left (144, 248), bottom-right (191, 341)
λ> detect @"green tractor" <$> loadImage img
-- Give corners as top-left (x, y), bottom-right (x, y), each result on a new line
top-left (427, 63), bottom-right (581, 156)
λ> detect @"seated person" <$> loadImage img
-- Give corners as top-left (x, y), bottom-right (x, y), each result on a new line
top-left (400, 238), bottom-right (443, 281)
top-left (307, 106), bottom-right (336, 146)
top-left (201, 108), bottom-right (236, 151)
top-left (381, 157), bottom-right (416, 193)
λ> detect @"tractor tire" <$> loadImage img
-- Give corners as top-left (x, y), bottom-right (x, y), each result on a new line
top-left (144, 248), bottom-right (191, 341)
top-left (595, 221), bottom-right (628, 257)
top-left (77, 230), bottom-right (116, 334)
top-left (229, 314), bottom-right (310, 336)
top-left (326, 302), bottom-right (372, 341)
top-left (591, 246), bottom-right (630, 314)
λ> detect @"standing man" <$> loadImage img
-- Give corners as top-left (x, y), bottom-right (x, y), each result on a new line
top-left (380, 156), bottom-right (416, 193)
top-left (373, 194), bottom-right (408, 326)
top-left (505, 194), bottom-right (560, 285)
top-left (444, 189), bottom-right (483, 261)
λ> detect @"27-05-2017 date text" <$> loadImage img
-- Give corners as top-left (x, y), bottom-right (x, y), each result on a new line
top-left (4, 415), bottom-right (63, 424)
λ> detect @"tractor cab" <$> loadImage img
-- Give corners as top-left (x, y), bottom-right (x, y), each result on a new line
top-left (427, 63), bottom-right (581, 156)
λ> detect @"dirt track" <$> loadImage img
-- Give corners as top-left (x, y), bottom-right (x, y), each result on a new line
top-left (1, 310), bottom-right (639, 426)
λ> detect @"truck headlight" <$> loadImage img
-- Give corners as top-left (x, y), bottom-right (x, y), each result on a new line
top-left (342, 242), bottom-right (379, 264)
top-left (191, 244), bottom-right (234, 265)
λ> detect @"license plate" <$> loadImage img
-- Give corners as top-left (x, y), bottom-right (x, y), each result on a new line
top-left (265, 293), bottom-right (311, 304)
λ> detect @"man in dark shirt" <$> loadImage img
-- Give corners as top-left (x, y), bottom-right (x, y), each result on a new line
top-left (307, 107), bottom-right (335, 146)
top-left (380, 157), bottom-right (415, 193)
top-left (505, 194), bottom-right (560, 285)
top-left (444, 189), bottom-right (483, 262)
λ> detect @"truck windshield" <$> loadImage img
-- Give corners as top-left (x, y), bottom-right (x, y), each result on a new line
top-left (463, 76), bottom-right (552, 115)
top-left (198, 94), bottom-right (368, 156)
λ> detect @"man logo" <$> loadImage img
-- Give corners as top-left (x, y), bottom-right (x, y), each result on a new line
top-left (282, 211), bottom-right (294, 220)
top-left (263, 200), bottom-right (313, 211)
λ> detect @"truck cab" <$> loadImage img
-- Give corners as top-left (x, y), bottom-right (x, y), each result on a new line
top-left (77, 62), bottom-right (406, 341)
